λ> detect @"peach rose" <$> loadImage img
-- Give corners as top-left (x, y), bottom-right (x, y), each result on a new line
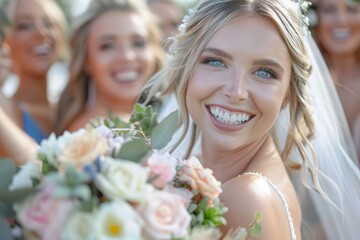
top-left (58, 130), bottom-right (108, 169)
top-left (178, 156), bottom-right (222, 199)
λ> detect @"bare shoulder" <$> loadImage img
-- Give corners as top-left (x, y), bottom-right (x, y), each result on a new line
top-left (220, 174), bottom-right (294, 240)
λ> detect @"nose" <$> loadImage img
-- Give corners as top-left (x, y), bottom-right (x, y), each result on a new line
top-left (335, 10), bottom-right (350, 25)
top-left (116, 45), bottom-right (136, 62)
top-left (223, 73), bottom-right (248, 103)
top-left (34, 22), bottom-right (50, 38)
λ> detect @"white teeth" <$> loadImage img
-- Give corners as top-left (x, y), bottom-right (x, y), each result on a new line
top-left (332, 28), bottom-right (351, 40)
top-left (114, 71), bottom-right (138, 82)
top-left (33, 44), bottom-right (50, 55)
top-left (209, 106), bottom-right (251, 125)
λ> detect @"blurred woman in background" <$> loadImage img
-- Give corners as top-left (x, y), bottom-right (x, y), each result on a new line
top-left (56, 0), bottom-right (164, 133)
top-left (0, 0), bottom-right (68, 143)
top-left (312, 0), bottom-right (360, 161)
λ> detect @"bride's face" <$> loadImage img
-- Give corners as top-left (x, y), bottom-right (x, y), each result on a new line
top-left (316, 0), bottom-right (360, 56)
top-left (186, 15), bottom-right (291, 151)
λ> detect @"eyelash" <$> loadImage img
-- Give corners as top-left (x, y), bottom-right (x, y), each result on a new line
top-left (202, 57), bottom-right (225, 67)
top-left (99, 43), bottom-right (115, 50)
top-left (255, 67), bottom-right (278, 80)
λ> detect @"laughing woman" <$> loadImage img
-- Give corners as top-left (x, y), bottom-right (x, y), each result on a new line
top-left (144, 0), bottom-right (360, 239)
top-left (56, 0), bottom-right (163, 133)
top-left (0, 0), bottom-right (68, 165)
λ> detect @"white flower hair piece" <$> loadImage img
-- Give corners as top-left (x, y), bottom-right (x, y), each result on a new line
top-left (179, 1), bottom-right (312, 36)
top-left (178, 8), bottom-right (196, 33)
top-left (292, 0), bottom-right (312, 35)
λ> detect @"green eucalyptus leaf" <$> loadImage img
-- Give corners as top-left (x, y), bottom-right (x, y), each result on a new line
top-left (0, 188), bottom-right (35, 204)
top-left (203, 219), bottom-right (214, 227)
top-left (187, 203), bottom-right (198, 213)
top-left (196, 210), bottom-right (204, 224)
top-left (210, 216), bottom-right (225, 227)
top-left (73, 185), bottom-right (91, 200)
top-left (113, 117), bottom-right (130, 128)
top-left (117, 138), bottom-right (149, 162)
top-left (0, 219), bottom-right (13, 240)
top-left (254, 211), bottom-right (263, 222)
top-left (249, 222), bottom-right (262, 237)
top-left (190, 214), bottom-right (197, 227)
top-left (0, 159), bottom-right (16, 192)
top-left (199, 196), bottom-right (208, 211)
top-left (151, 110), bottom-right (178, 149)
top-left (205, 207), bottom-right (218, 218)
top-left (134, 103), bottom-right (145, 113)
top-left (0, 202), bottom-right (15, 218)
top-left (144, 106), bottom-right (153, 118)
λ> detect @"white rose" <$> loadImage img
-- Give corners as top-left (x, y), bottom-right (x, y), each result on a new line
top-left (94, 201), bottom-right (143, 240)
top-left (62, 212), bottom-right (94, 240)
top-left (9, 162), bottom-right (41, 191)
top-left (95, 157), bottom-right (151, 202)
top-left (38, 133), bottom-right (61, 167)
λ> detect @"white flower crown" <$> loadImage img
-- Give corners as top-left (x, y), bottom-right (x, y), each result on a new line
top-left (178, 0), bottom-right (312, 35)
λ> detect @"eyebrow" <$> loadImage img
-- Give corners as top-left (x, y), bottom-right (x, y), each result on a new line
top-left (202, 47), bottom-right (233, 60)
top-left (253, 59), bottom-right (285, 74)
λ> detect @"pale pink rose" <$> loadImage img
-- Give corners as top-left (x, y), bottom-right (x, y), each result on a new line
top-left (137, 191), bottom-right (191, 239)
top-left (15, 184), bottom-right (77, 240)
top-left (58, 130), bottom-right (108, 169)
top-left (165, 185), bottom-right (193, 208)
top-left (178, 156), bottom-right (222, 199)
top-left (145, 151), bottom-right (178, 188)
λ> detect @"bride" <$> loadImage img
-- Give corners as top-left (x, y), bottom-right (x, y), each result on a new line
top-left (147, 0), bottom-right (360, 239)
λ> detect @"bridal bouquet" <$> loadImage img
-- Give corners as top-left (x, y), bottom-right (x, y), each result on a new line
top-left (0, 104), bottom-right (261, 240)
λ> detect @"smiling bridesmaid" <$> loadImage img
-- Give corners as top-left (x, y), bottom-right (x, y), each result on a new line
top-left (55, 0), bottom-right (163, 133)
top-left (0, 0), bottom-right (68, 143)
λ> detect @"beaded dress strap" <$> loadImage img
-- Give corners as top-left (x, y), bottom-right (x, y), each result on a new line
top-left (243, 172), bottom-right (296, 240)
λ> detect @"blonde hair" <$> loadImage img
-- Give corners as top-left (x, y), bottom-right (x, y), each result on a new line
top-left (56, 0), bottom-right (163, 133)
top-left (1, 0), bottom-right (69, 61)
top-left (146, 0), bottom-right (321, 191)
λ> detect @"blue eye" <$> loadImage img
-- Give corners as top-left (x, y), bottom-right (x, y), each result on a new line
top-left (255, 68), bottom-right (275, 79)
top-left (205, 58), bottom-right (225, 67)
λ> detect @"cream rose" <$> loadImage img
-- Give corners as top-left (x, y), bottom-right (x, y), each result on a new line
top-left (137, 190), bottom-right (191, 239)
top-left (93, 201), bottom-right (143, 240)
top-left (58, 130), bottom-right (108, 169)
top-left (179, 156), bottom-right (222, 199)
top-left (62, 212), bottom-right (94, 240)
top-left (95, 157), bottom-right (151, 201)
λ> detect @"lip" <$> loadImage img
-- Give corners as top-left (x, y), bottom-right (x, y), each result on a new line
top-left (30, 42), bottom-right (55, 58)
top-left (111, 69), bottom-right (140, 83)
top-left (206, 104), bottom-right (255, 132)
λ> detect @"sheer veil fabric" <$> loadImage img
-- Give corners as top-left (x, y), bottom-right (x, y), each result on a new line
top-left (276, 34), bottom-right (360, 240)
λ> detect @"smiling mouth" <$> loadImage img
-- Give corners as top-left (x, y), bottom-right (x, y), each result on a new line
top-left (113, 71), bottom-right (139, 82)
top-left (208, 106), bottom-right (253, 125)
top-left (331, 28), bottom-right (352, 40)
top-left (32, 43), bottom-right (53, 56)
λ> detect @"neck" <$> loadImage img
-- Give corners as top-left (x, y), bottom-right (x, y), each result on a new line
top-left (92, 93), bottom-right (136, 121)
top-left (327, 53), bottom-right (359, 81)
top-left (200, 134), bottom-right (277, 184)
top-left (12, 73), bottom-right (48, 106)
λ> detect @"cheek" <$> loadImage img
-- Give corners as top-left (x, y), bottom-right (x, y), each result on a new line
top-left (140, 50), bottom-right (157, 77)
